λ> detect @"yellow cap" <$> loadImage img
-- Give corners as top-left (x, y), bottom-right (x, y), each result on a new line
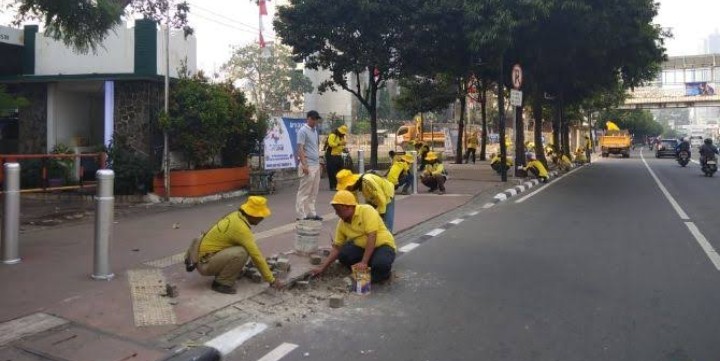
top-left (403, 154), bottom-right (415, 163)
top-left (330, 190), bottom-right (358, 206)
top-left (240, 196), bottom-right (271, 218)
top-left (338, 125), bottom-right (348, 135)
top-left (335, 169), bottom-right (361, 191)
top-left (425, 151), bottom-right (438, 161)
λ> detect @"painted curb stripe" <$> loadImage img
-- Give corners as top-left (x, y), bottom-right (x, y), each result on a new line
top-left (449, 218), bottom-right (464, 225)
top-left (399, 242), bottom-right (421, 253)
top-left (257, 343), bottom-right (299, 361)
top-left (205, 322), bottom-right (268, 356)
top-left (425, 228), bottom-right (445, 237)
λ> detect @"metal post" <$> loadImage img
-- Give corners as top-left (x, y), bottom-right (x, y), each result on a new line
top-left (2, 163), bottom-right (21, 264)
top-left (411, 150), bottom-right (418, 195)
top-left (358, 149), bottom-right (365, 173)
top-left (163, 6), bottom-right (171, 201)
top-left (92, 169), bottom-right (115, 280)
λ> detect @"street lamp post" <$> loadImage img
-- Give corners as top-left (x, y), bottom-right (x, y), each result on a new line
top-left (163, 4), bottom-right (171, 201)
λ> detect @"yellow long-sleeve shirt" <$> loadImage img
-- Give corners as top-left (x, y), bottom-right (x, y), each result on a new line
top-left (525, 159), bottom-right (548, 178)
top-left (358, 173), bottom-right (395, 215)
top-left (333, 204), bottom-right (396, 251)
top-left (198, 211), bottom-right (274, 283)
top-left (423, 162), bottom-right (445, 177)
top-left (327, 133), bottom-right (346, 156)
top-left (386, 161), bottom-right (408, 186)
top-left (467, 136), bottom-right (478, 148)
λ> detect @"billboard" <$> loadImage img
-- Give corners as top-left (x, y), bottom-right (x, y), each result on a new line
top-left (263, 117), bottom-right (306, 170)
top-left (685, 82), bottom-right (716, 96)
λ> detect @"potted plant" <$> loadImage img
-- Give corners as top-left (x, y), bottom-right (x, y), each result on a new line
top-left (48, 143), bottom-right (74, 187)
top-left (153, 73), bottom-right (265, 197)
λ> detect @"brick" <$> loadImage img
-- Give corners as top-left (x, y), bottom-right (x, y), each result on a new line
top-left (310, 255), bottom-right (323, 265)
top-left (251, 271), bottom-right (262, 283)
top-left (276, 258), bottom-right (291, 273)
top-left (295, 280), bottom-right (310, 290)
top-left (329, 295), bottom-right (344, 308)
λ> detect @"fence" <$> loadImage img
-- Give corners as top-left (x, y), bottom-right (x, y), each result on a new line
top-left (0, 153), bottom-right (107, 194)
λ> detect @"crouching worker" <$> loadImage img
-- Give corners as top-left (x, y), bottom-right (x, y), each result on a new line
top-left (421, 151), bottom-right (447, 194)
top-left (523, 153), bottom-right (549, 183)
top-left (310, 190), bottom-right (396, 283)
top-left (336, 169), bottom-right (396, 232)
top-left (387, 154), bottom-right (414, 195)
top-left (490, 153), bottom-right (514, 175)
top-left (185, 196), bottom-right (283, 294)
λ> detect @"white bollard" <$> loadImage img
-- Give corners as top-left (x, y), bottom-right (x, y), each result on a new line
top-left (358, 149), bottom-right (365, 173)
top-left (411, 150), bottom-right (418, 195)
top-left (2, 163), bottom-right (21, 264)
top-left (92, 169), bottom-right (115, 280)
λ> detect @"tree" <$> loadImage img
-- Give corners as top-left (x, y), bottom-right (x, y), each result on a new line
top-left (223, 44), bottom-right (313, 113)
top-left (597, 109), bottom-right (663, 139)
top-left (394, 76), bottom-right (456, 132)
top-left (275, 0), bottom-right (415, 168)
top-left (7, 0), bottom-right (192, 54)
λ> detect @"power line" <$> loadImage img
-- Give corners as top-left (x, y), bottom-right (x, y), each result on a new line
top-left (188, 1), bottom-right (262, 32)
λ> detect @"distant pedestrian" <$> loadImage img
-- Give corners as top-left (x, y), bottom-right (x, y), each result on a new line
top-left (324, 124), bottom-right (348, 190)
top-left (584, 135), bottom-right (593, 163)
top-left (465, 131), bottom-right (478, 164)
top-left (296, 110), bottom-right (323, 221)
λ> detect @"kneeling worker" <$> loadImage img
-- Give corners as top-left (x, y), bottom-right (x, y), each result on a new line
top-left (421, 151), bottom-right (447, 194)
top-left (310, 190), bottom-right (396, 283)
top-left (189, 196), bottom-right (283, 294)
top-left (523, 153), bottom-right (549, 183)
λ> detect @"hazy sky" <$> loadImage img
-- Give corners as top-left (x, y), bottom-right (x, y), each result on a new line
top-left (2, 0), bottom-right (719, 74)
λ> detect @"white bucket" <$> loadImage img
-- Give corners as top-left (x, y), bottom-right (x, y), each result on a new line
top-left (295, 220), bottom-right (322, 254)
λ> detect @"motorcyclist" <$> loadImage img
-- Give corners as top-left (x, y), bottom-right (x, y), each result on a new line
top-left (675, 137), bottom-right (691, 158)
top-left (699, 138), bottom-right (719, 165)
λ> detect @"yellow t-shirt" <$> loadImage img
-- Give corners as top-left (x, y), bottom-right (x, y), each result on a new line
top-left (386, 161), bottom-right (407, 185)
top-left (525, 159), bottom-right (549, 178)
top-left (359, 173), bottom-right (395, 214)
top-left (423, 162), bottom-right (445, 176)
top-left (328, 133), bottom-right (346, 156)
top-left (333, 204), bottom-right (396, 251)
top-left (198, 211), bottom-right (274, 283)
top-left (467, 136), bottom-right (478, 148)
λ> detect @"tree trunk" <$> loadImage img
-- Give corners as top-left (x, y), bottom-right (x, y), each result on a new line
top-left (498, 59), bottom-right (507, 182)
top-left (514, 101), bottom-right (525, 176)
top-left (561, 105), bottom-right (571, 158)
top-left (479, 84), bottom-right (488, 161)
top-left (455, 86), bottom-right (466, 164)
top-left (553, 101), bottom-right (561, 155)
top-left (533, 96), bottom-right (547, 167)
top-left (370, 81), bottom-right (379, 169)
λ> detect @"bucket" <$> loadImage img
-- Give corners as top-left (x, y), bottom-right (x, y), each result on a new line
top-left (295, 219), bottom-right (322, 254)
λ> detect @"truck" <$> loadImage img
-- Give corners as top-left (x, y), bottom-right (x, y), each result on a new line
top-left (395, 123), bottom-right (445, 149)
top-left (599, 130), bottom-right (632, 158)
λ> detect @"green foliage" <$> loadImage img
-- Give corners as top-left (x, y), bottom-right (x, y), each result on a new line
top-left (48, 143), bottom-right (74, 183)
top-left (167, 73), bottom-right (260, 168)
top-left (395, 77), bottom-right (456, 116)
top-left (223, 43), bottom-right (313, 112)
top-left (8, 0), bottom-right (193, 54)
top-left (105, 135), bottom-right (154, 195)
top-left (0, 85), bottom-right (29, 115)
top-left (352, 120), bottom-right (371, 135)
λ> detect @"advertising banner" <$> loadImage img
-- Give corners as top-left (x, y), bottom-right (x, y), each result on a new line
top-left (263, 117), bottom-right (306, 170)
top-left (685, 82), bottom-right (716, 96)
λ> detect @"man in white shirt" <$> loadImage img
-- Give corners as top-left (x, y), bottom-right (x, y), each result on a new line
top-left (296, 110), bottom-right (323, 220)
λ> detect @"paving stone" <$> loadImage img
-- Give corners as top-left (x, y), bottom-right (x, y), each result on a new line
top-left (295, 280), bottom-right (310, 290)
top-left (329, 294), bottom-right (344, 308)
top-left (251, 271), bottom-right (263, 283)
top-left (310, 255), bottom-right (323, 265)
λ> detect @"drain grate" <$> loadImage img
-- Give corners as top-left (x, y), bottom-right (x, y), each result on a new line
top-left (127, 269), bottom-right (177, 327)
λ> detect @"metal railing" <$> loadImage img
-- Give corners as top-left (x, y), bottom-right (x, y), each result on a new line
top-left (0, 153), bottom-right (107, 193)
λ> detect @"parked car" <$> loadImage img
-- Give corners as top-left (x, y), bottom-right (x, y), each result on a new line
top-left (656, 139), bottom-right (678, 158)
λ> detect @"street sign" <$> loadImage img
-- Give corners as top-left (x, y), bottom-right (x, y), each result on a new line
top-left (510, 89), bottom-right (523, 107)
top-left (511, 64), bottom-right (523, 89)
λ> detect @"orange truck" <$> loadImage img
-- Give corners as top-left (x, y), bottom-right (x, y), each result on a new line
top-left (599, 130), bottom-right (632, 158)
top-left (395, 123), bottom-right (445, 148)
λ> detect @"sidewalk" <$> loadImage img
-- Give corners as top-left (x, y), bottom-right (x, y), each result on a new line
top-left (0, 160), bottom-right (519, 360)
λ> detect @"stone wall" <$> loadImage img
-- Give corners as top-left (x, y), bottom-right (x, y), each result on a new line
top-left (18, 84), bottom-right (47, 153)
top-left (113, 80), bottom-right (162, 156)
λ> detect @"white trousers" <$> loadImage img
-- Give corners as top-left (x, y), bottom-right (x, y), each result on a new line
top-left (296, 165), bottom-right (321, 219)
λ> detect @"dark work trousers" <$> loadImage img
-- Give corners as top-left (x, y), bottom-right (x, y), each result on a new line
top-left (338, 243), bottom-right (396, 283)
top-left (326, 154), bottom-right (344, 190)
top-left (421, 174), bottom-right (446, 192)
top-left (465, 148), bottom-right (476, 163)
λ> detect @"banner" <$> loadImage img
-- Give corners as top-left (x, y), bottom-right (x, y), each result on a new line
top-left (443, 128), bottom-right (456, 157)
top-left (685, 82), bottom-right (716, 96)
top-left (263, 117), bottom-right (306, 170)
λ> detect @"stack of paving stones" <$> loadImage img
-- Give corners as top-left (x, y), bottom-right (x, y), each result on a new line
top-left (242, 255), bottom-right (291, 283)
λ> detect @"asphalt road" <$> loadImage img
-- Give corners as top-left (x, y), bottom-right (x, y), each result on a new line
top-left (228, 148), bottom-right (720, 361)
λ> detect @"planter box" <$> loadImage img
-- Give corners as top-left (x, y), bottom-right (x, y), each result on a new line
top-left (153, 167), bottom-right (249, 197)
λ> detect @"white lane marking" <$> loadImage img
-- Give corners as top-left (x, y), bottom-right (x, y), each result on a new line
top-left (468, 211), bottom-right (480, 216)
top-left (257, 342), bottom-right (299, 361)
top-left (639, 152), bottom-right (690, 220)
top-left (205, 322), bottom-right (268, 356)
top-left (399, 242), bottom-right (421, 253)
top-left (685, 222), bottom-right (720, 271)
top-left (514, 166), bottom-right (584, 203)
top-left (426, 228), bottom-right (445, 237)
top-left (482, 203), bottom-right (494, 209)
top-left (449, 218), bottom-right (464, 225)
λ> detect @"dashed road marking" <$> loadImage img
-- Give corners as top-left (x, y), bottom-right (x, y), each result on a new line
top-left (425, 228), bottom-right (445, 237)
top-left (449, 218), bottom-right (464, 225)
top-left (399, 242), bottom-right (421, 253)
top-left (514, 167), bottom-right (582, 204)
top-left (257, 342), bottom-right (299, 361)
top-left (205, 322), bottom-right (268, 356)
top-left (482, 203), bottom-right (494, 209)
top-left (468, 211), bottom-right (480, 216)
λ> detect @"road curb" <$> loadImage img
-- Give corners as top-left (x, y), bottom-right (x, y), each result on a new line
top-left (492, 170), bottom-right (560, 203)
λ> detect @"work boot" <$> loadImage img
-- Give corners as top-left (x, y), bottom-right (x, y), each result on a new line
top-left (211, 281), bottom-right (237, 294)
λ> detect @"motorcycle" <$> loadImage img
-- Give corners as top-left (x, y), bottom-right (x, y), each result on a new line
top-left (702, 155), bottom-right (718, 177)
top-left (677, 150), bottom-right (690, 167)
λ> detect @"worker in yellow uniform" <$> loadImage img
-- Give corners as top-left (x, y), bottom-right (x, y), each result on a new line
top-left (465, 131), bottom-right (479, 164)
top-left (325, 125), bottom-right (348, 190)
top-left (387, 154), bottom-right (414, 195)
top-left (421, 151), bottom-right (447, 194)
top-left (574, 147), bottom-right (588, 164)
top-left (490, 152), bottom-right (514, 175)
top-left (192, 196), bottom-right (283, 294)
top-left (523, 153), bottom-right (549, 183)
top-left (310, 190), bottom-right (396, 283)
top-left (584, 135), bottom-right (593, 163)
top-left (336, 169), bottom-right (396, 232)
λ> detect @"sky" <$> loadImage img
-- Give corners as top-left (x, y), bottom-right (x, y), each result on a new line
top-left (1, 0), bottom-right (720, 73)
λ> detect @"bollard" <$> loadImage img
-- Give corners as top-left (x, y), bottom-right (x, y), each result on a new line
top-left (92, 169), bottom-right (115, 280)
top-left (411, 150), bottom-right (418, 195)
top-left (2, 163), bottom-right (21, 264)
top-left (358, 149), bottom-right (365, 173)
